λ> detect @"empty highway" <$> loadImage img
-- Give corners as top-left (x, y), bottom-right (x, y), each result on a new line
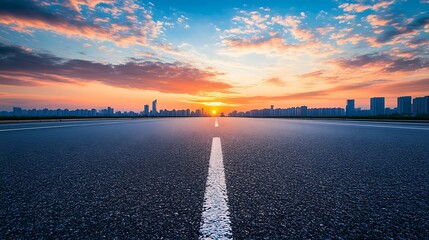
top-left (1, 118), bottom-right (429, 239)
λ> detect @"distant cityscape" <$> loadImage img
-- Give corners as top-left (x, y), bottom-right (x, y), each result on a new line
top-left (228, 95), bottom-right (429, 117)
top-left (1, 95), bottom-right (429, 118)
top-left (0, 99), bottom-right (213, 118)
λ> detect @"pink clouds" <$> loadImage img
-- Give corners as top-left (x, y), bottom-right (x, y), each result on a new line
top-left (339, 1), bottom-right (395, 12)
top-left (316, 26), bottom-right (335, 36)
top-left (367, 15), bottom-right (390, 27)
top-left (222, 36), bottom-right (338, 57)
top-left (221, 10), bottom-right (340, 57)
top-left (271, 15), bottom-right (301, 28)
top-left (264, 77), bottom-right (286, 86)
top-left (232, 11), bottom-right (270, 30)
top-left (297, 70), bottom-right (325, 78)
top-left (334, 14), bottom-right (356, 23)
top-left (68, 0), bottom-right (113, 11)
top-left (0, 0), bottom-right (163, 48)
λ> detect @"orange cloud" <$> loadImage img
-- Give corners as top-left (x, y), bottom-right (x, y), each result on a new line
top-left (0, 0), bottom-right (161, 48)
top-left (297, 70), bottom-right (325, 78)
top-left (264, 77), bottom-right (286, 86)
top-left (367, 15), bottom-right (390, 27)
top-left (222, 36), bottom-right (340, 58)
top-left (0, 44), bottom-right (232, 95)
top-left (194, 78), bottom-right (429, 108)
top-left (68, 0), bottom-right (113, 11)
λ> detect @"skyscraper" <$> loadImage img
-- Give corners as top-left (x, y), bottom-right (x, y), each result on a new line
top-left (107, 107), bottom-right (114, 116)
top-left (152, 100), bottom-right (157, 116)
top-left (144, 104), bottom-right (149, 116)
top-left (346, 99), bottom-right (355, 116)
top-left (13, 107), bottom-right (23, 116)
top-left (413, 96), bottom-right (429, 115)
top-left (370, 97), bottom-right (385, 116)
top-left (397, 96), bottom-right (412, 115)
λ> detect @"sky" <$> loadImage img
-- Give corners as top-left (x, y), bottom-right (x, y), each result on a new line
top-left (0, 0), bottom-right (428, 113)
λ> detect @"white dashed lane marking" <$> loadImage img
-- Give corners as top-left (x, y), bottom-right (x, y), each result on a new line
top-left (199, 137), bottom-right (232, 239)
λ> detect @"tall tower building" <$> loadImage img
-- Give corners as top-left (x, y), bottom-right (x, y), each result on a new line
top-left (346, 99), bottom-right (355, 116)
top-left (144, 104), bottom-right (149, 116)
top-left (152, 100), bottom-right (157, 116)
top-left (370, 97), bottom-right (385, 116)
top-left (397, 96), bottom-right (412, 115)
top-left (270, 105), bottom-right (274, 116)
top-left (413, 96), bottom-right (429, 115)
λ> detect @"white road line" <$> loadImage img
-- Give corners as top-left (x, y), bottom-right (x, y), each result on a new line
top-left (0, 120), bottom-right (145, 132)
top-left (200, 137), bottom-right (232, 240)
top-left (215, 120), bottom-right (219, 128)
top-left (307, 121), bottom-right (429, 131)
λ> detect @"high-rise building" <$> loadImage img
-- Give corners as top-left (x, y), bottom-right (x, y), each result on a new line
top-left (413, 96), bottom-right (429, 115)
top-left (12, 107), bottom-right (22, 116)
top-left (152, 100), bottom-right (157, 116)
top-left (298, 106), bottom-right (308, 117)
top-left (370, 97), bottom-right (385, 116)
top-left (346, 99), bottom-right (355, 116)
top-left (397, 96), bottom-right (412, 115)
top-left (107, 107), bottom-right (114, 116)
top-left (144, 104), bottom-right (149, 116)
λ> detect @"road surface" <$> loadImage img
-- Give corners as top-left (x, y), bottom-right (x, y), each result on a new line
top-left (1, 118), bottom-right (428, 239)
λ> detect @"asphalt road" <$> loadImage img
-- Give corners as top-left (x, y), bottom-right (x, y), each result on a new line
top-left (1, 118), bottom-right (428, 239)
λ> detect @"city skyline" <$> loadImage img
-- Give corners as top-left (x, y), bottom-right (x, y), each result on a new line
top-left (3, 95), bottom-right (429, 117)
top-left (0, 99), bottom-right (215, 117)
top-left (0, 0), bottom-right (428, 112)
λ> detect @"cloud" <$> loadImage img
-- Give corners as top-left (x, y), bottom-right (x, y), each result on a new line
top-left (198, 77), bottom-right (429, 106)
top-left (0, 0), bottom-right (161, 47)
top-left (377, 78), bottom-right (429, 94)
top-left (222, 35), bottom-right (340, 58)
top-left (68, 0), bottom-right (113, 11)
top-left (331, 52), bottom-right (429, 72)
top-left (264, 77), bottom-right (286, 86)
top-left (231, 10), bottom-right (270, 30)
top-left (339, 1), bottom-right (394, 12)
top-left (172, 76), bottom-right (429, 107)
top-left (334, 14), bottom-right (356, 23)
top-left (367, 15), bottom-right (390, 27)
top-left (197, 80), bottom-right (388, 105)
top-left (316, 26), bottom-right (335, 35)
top-left (377, 16), bottom-right (429, 43)
top-left (0, 43), bottom-right (232, 94)
top-left (270, 15), bottom-right (316, 41)
top-left (297, 70), bottom-right (324, 78)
